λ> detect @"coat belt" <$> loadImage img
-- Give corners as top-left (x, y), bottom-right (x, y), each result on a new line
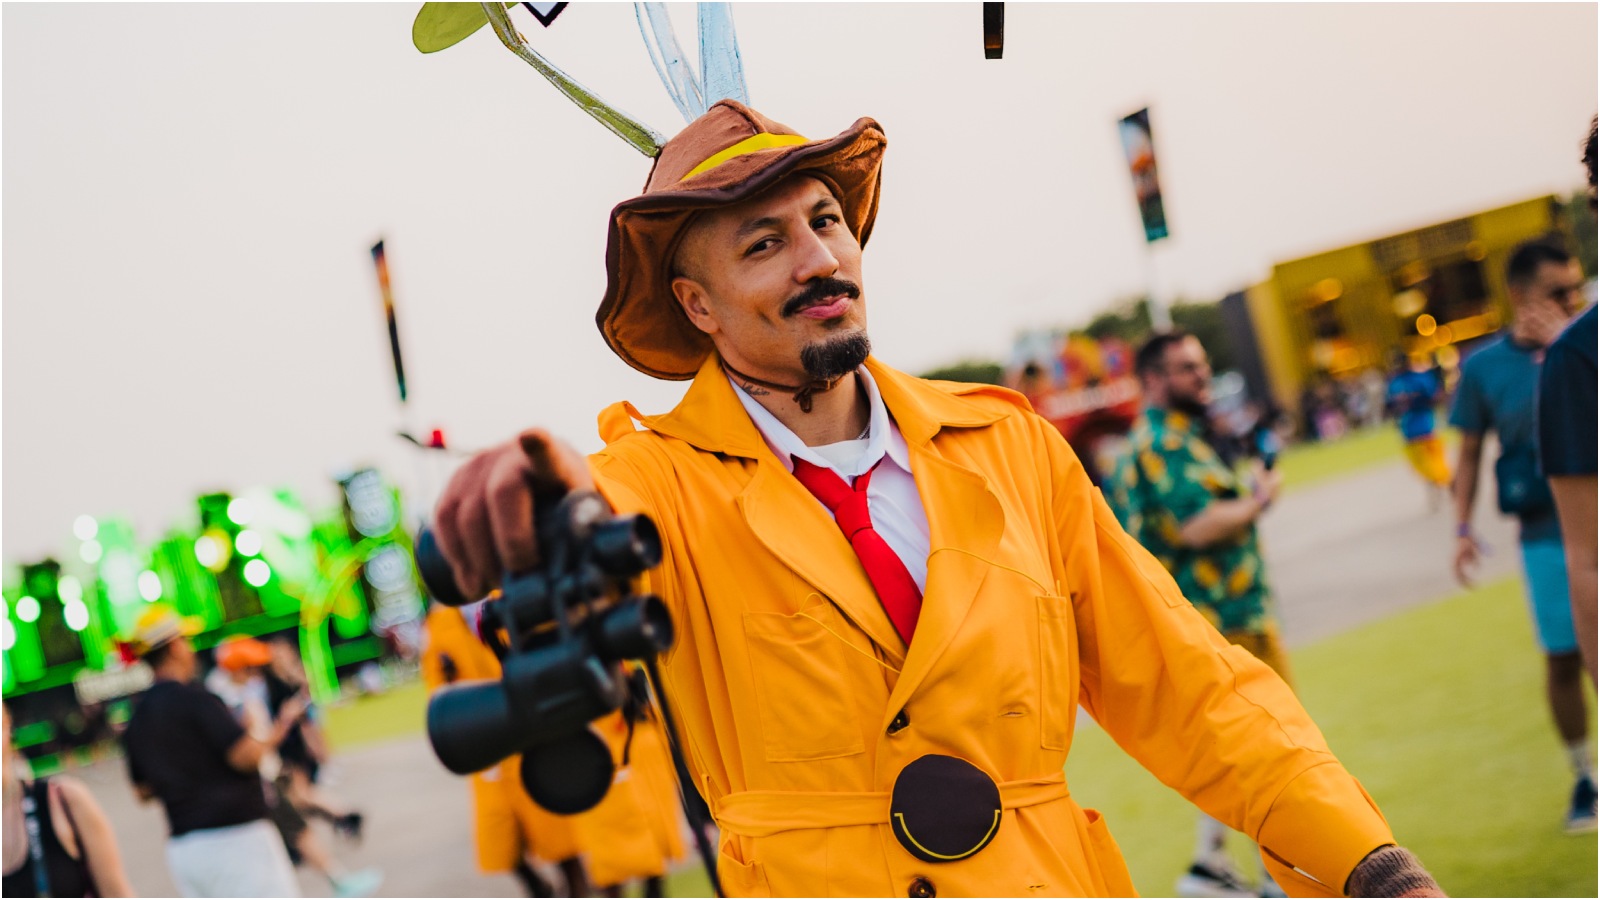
top-left (714, 772), bottom-right (1071, 838)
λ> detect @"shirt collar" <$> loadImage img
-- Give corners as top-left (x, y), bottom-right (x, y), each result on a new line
top-left (1144, 405), bottom-right (1200, 436)
top-left (729, 367), bottom-right (910, 479)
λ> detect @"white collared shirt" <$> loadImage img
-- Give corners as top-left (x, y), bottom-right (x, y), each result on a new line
top-left (729, 367), bottom-right (932, 592)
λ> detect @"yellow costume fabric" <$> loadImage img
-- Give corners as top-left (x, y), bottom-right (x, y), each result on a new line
top-left (587, 355), bottom-right (1394, 898)
top-left (572, 707), bottom-right (689, 888)
top-left (1403, 435), bottom-right (1452, 487)
top-left (419, 605), bottom-right (581, 870)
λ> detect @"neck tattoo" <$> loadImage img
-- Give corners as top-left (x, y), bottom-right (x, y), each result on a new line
top-left (721, 359), bottom-right (841, 413)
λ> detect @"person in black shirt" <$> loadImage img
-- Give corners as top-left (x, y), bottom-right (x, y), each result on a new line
top-left (1538, 117), bottom-right (1599, 684)
top-left (3, 703), bottom-right (135, 897)
top-left (121, 607), bottom-right (306, 897)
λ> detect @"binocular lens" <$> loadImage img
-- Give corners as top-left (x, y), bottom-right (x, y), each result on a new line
top-left (590, 515), bottom-right (663, 576)
top-left (427, 679), bottom-right (522, 775)
top-left (414, 527), bottom-right (470, 607)
top-left (520, 728), bottom-right (616, 815)
top-left (594, 595), bottom-right (675, 661)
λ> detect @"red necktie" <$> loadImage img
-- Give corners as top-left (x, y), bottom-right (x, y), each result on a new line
top-left (791, 458), bottom-right (923, 644)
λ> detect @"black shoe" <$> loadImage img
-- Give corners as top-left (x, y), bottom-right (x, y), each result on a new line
top-left (1566, 775), bottom-right (1598, 834)
top-left (1176, 861), bottom-right (1257, 898)
top-left (333, 812), bottom-right (365, 842)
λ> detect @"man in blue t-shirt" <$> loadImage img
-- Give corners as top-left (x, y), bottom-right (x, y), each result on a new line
top-left (1450, 238), bottom-right (1593, 834)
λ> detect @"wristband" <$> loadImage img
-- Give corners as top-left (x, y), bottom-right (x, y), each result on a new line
top-left (1455, 522), bottom-right (1473, 539)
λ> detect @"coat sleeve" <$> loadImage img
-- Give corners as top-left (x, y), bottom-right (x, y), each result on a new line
top-left (587, 437), bottom-right (682, 650)
top-left (1040, 416), bottom-right (1393, 896)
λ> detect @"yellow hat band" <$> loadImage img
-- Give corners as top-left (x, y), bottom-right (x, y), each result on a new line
top-left (680, 132), bottom-right (811, 182)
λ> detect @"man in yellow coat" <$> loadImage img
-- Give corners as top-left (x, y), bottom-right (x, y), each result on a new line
top-left (428, 101), bottom-right (1443, 898)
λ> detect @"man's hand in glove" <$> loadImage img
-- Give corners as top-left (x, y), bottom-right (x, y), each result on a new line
top-left (1345, 845), bottom-right (1444, 898)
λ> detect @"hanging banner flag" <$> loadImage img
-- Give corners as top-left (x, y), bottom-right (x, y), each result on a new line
top-left (371, 240), bottom-right (409, 404)
top-left (1118, 108), bottom-right (1169, 242)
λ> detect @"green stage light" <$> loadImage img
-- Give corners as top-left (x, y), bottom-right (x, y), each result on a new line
top-left (78, 541), bottom-right (102, 565)
top-left (63, 601), bottom-right (89, 632)
top-left (235, 530), bottom-right (263, 557)
top-left (227, 498), bottom-right (255, 526)
top-left (15, 596), bottom-right (39, 623)
top-left (243, 559), bottom-right (271, 588)
top-left (137, 571), bottom-right (162, 602)
top-left (1, 619), bottom-right (14, 651)
top-left (73, 516), bottom-right (98, 542)
top-left (58, 577), bottom-right (82, 606)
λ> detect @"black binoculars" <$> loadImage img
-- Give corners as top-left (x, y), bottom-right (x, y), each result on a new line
top-left (414, 491), bottom-right (673, 814)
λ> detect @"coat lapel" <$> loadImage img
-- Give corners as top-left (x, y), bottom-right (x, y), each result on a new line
top-left (635, 354), bottom-right (1015, 687)
top-left (884, 446), bottom-right (1004, 719)
top-left (644, 355), bottom-right (907, 662)
top-left (869, 360), bottom-right (1009, 720)
top-left (738, 462), bottom-right (908, 665)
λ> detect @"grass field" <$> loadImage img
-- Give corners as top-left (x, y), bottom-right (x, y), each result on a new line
top-left (323, 679), bottom-right (428, 750)
top-left (1276, 425), bottom-right (1458, 492)
top-left (328, 577), bottom-right (1595, 897)
top-left (1065, 576), bottom-right (1597, 898)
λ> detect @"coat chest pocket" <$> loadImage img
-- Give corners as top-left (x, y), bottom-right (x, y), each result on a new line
top-left (743, 602), bottom-right (867, 762)
top-left (1037, 594), bottom-right (1078, 751)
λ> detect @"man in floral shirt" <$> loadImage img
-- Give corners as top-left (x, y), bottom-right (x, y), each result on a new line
top-left (1106, 330), bottom-right (1287, 899)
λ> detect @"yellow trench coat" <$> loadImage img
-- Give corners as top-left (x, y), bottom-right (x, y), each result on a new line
top-left (589, 355), bottom-right (1393, 898)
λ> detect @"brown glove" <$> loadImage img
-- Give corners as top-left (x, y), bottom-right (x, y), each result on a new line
top-left (1344, 845), bottom-right (1445, 897)
top-left (431, 428), bottom-right (595, 601)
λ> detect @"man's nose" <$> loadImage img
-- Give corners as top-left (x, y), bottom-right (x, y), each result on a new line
top-left (792, 229), bottom-right (840, 283)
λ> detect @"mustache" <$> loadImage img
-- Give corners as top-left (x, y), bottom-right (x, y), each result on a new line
top-left (781, 278), bottom-right (861, 317)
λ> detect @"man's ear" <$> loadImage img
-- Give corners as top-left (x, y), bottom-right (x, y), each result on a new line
top-left (672, 277), bottom-right (720, 336)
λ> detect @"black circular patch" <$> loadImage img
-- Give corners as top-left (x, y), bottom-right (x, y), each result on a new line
top-left (889, 755), bottom-right (1002, 863)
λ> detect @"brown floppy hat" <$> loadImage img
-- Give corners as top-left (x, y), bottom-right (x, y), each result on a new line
top-left (597, 100), bottom-right (887, 380)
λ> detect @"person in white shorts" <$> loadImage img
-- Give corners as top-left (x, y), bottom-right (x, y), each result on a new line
top-left (121, 607), bottom-right (307, 897)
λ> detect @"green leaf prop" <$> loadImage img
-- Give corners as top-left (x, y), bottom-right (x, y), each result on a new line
top-left (413, 3), bottom-right (511, 54)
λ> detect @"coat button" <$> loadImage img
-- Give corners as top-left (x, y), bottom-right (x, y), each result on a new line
top-left (888, 708), bottom-right (910, 735)
top-left (908, 876), bottom-right (936, 898)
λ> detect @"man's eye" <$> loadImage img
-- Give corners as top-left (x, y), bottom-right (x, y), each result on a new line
top-left (745, 238), bottom-right (777, 256)
top-left (813, 214), bottom-right (841, 230)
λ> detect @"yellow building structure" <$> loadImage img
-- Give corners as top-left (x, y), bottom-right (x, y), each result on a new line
top-left (1237, 195), bottom-right (1567, 414)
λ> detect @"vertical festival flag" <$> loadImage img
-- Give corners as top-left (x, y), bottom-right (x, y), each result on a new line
top-left (370, 240), bottom-right (408, 404)
top-left (1118, 108), bottom-right (1169, 243)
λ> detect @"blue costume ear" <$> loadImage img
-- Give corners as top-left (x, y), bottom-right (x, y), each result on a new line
top-left (636, 2), bottom-right (705, 124)
top-left (697, 3), bottom-right (750, 108)
top-left (636, 2), bottom-right (751, 125)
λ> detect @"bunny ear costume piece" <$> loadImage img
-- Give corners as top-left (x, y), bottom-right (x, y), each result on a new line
top-left (696, 4), bottom-right (750, 109)
top-left (634, 1), bottom-right (750, 124)
top-left (636, 3), bottom-right (705, 124)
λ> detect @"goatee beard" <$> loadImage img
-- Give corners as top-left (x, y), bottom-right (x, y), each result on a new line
top-left (801, 331), bottom-right (871, 380)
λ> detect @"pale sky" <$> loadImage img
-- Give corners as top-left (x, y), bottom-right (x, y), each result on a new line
top-left (3, 2), bottom-right (1596, 564)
